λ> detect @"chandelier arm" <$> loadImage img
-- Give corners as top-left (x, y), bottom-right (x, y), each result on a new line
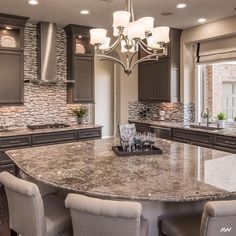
top-left (96, 54), bottom-right (127, 71)
top-left (139, 41), bottom-right (160, 56)
top-left (98, 34), bottom-right (123, 55)
top-left (128, 51), bottom-right (138, 68)
top-left (129, 54), bottom-right (158, 72)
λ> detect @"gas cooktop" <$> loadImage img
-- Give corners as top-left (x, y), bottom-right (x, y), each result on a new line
top-left (27, 123), bottom-right (70, 130)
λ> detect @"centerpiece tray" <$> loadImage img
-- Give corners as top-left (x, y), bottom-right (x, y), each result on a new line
top-left (112, 145), bottom-right (162, 157)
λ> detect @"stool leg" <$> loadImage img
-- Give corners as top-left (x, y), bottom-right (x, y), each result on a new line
top-left (10, 229), bottom-right (17, 236)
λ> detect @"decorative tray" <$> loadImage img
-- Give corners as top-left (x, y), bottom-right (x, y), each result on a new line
top-left (112, 145), bottom-right (162, 157)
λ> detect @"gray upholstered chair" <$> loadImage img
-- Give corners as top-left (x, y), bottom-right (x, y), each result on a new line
top-left (160, 200), bottom-right (236, 236)
top-left (0, 171), bottom-right (72, 236)
top-left (65, 193), bottom-right (149, 236)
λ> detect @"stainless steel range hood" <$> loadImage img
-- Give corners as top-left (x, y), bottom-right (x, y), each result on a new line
top-left (37, 22), bottom-right (57, 83)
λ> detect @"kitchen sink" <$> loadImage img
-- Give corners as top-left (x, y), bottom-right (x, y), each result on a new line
top-left (189, 124), bottom-right (223, 131)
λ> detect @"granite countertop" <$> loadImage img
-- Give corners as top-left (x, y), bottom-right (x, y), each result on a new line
top-left (129, 119), bottom-right (236, 137)
top-left (0, 124), bottom-right (102, 137)
top-left (6, 138), bottom-right (236, 202)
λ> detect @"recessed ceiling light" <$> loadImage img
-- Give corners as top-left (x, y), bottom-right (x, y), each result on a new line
top-left (198, 18), bottom-right (207, 23)
top-left (28, 0), bottom-right (39, 5)
top-left (5, 26), bottom-right (13, 30)
top-left (176, 3), bottom-right (187, 9)
top-left (80, 10), bottom-right (90, 15)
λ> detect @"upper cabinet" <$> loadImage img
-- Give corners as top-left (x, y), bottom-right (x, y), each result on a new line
top-left (0, 14), bottom-right (28, 104)
top-left (138, 28), bottom-right (182, 103)
top-left (64, 24), bottom-right (94, 103)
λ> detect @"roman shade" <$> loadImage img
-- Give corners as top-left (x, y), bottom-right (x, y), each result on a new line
top-left (196, 36), bottom-right (236, 63)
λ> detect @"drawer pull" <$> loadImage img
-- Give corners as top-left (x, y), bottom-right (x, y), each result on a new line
top-left (225, 140), bottom-right (236, 145)
top-left (9, 140), bottom-right (21, 144)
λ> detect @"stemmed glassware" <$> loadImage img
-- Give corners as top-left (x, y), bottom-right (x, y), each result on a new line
top-left (121, 132), bottom-right (157, 152)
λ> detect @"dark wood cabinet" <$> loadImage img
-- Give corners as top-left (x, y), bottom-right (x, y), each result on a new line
top-left (172, 128), bottom-right (213, 148)
top-left (0, 13), bottom-right (28, 104)
top-left (31, 130), bottom-right (77, 146)
top-left (78, 127), bottom-right (102, 140)
top-left (0, 135), bottom-right (31, 149)
top-left (64, 24), bottom-right (94, 103)
top-left (73, 56), bottom-right (94, 102)
top-left (138, 28), bottom-right (182, 102)
top-left (0, 51), bottom-right (23, 104)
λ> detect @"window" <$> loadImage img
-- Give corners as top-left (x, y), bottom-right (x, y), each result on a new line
top-left (198, 61), bottom-right (236, 121)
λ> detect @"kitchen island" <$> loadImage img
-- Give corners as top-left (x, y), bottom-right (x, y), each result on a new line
top-left (6, 138), bottom-right (236, 235)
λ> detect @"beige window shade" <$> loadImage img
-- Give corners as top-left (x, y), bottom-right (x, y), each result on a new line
top-left (197, 36), bottom-right (236, 63)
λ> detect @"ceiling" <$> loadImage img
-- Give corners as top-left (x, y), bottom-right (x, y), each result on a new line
top-left (0, 0), bottom-right (235, 32)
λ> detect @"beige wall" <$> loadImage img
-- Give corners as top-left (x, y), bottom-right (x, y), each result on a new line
top-left (181, 15), bottom-right (236, 103)
top-left (116, 50), bottom-right (138, 124)
top-left (95, 58), bottom-right (115, 137)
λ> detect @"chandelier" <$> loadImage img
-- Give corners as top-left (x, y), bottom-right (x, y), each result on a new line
top-left (89, 0), bottom-right (170, 75)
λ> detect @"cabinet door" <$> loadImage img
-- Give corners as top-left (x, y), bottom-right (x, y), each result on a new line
top-left (138, 61), bottom-right (154, 101)
top-left (0, 51), bottom-right (23, 104)
top-left (74, 56), bottom-right (94, 103)
top-left (154, 59), bottom-right (171, 102)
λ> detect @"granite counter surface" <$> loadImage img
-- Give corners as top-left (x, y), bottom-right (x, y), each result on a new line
top-left (129, 119), bottom-right (236, 138)
top-left (6, 138), bottom-right (236, 202)
top-left (0, 124), bottom-right (102, 137)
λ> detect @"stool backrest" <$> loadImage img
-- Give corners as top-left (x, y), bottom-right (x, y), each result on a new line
top-left (0, 172), bottom-right (46, 236)
top-left (200, 200), bottom-right (236, 236)
top-left (65, 194), bottom-right (142, 236)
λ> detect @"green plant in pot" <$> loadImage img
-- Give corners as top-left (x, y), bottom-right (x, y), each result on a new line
top-left (71, 107), bottom-right (88, 124)
top-left (217, 112), bottom-right (226, 128)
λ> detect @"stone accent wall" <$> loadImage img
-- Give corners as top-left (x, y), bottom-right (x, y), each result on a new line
top-left (129, 101), bottom-right (195, 122)
top-left (0, 23), bottom-right (91, 128)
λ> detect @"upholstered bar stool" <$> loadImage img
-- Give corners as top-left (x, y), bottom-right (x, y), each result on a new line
top-left (0, 171), bottom-right (72, 236)
top-left (65, 193), bottom-right (149, 236)
top-left (160, 200), bottom-right (236, 236)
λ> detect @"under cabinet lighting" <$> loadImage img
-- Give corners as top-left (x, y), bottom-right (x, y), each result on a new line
top-left (28, 0), bottom-right (39, 5)
top-left (198, 18), bottom-right (206, 23)
top-left (80, 10), bottom-right (90, 15)
top-left (5, 26), bottom-right (13, 30)
top-left (176, 3), bottom-right (187, 9)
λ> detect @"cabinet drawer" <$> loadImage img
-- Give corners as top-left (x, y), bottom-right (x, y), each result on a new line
top-left (172, 137), bottom-right (213, 149)
top-left (135, 124), bottom-right (152, 133)
top-left (0, 163), bottom-right (16, 175)
top-left (0, 151), bottom-right (12, 165)
top-left (214, 145), bottom-right (236, 154)
top-left (214, 135), bottom-right (236, 149)
top-left (32, 130), bottom-right (77, 145)
top-left (0, 135), bottom-right (31, 149)
top-left (152, 126), bottom-right (172, 140)
top-left (172, 129), bottom-right (213, 144)
top-left (78, 128), bottom-right (101, 139)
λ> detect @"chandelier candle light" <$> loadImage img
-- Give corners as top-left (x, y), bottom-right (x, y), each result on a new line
top-left (90, 0), bottom-right (170, 75)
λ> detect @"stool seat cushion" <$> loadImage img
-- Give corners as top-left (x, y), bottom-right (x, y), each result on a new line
top-left (44, 194), bottom-right (71, 236)
top-left (162, 214), bottom-right (202, 236)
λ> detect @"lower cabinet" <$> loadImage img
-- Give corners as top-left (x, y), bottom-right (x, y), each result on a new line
top-left (78, 128), bottom-right (102, 140)
top-left (0, 127), bottom-right (102, 175)
top-left (214, 135), bottom-right (236, 154)
top-left (32, 130), bottom-right (77, 146)
top-left (172, 128), bottom-right (213, 148)
top-left (0, 151), bottom-right (16, 176)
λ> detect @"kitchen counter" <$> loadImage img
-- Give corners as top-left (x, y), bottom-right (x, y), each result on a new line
top-left (0, 124), bottom-right (102, 137)
top-left (6, 138), bottom-right (236, 202)
top-left (129, 119), bottom-right (236, 137)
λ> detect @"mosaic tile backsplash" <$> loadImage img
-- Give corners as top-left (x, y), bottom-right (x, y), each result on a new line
top-left (129, 101), bottom-right (195, 123)
top-left (0, 23), bottom-right (91, 128)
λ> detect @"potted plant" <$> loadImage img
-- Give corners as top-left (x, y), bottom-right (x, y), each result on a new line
top-left (71, 107), bottom-right (88, 124)
top-left (217, 112), bottom-right (226, 128)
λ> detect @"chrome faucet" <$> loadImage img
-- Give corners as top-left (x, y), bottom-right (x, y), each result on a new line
top-left (201, 108), bottom-right (210, 127)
